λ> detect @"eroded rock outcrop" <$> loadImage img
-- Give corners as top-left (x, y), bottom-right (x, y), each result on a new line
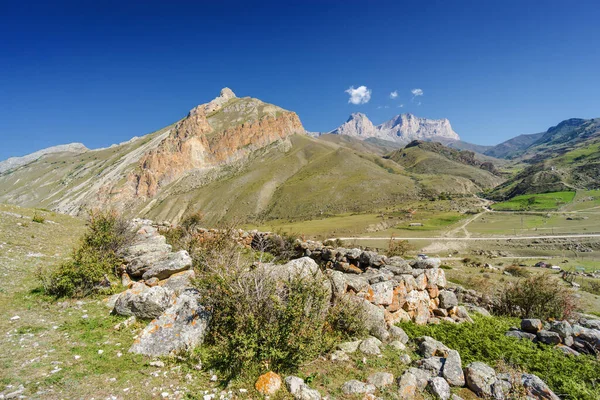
top-left (131, 88), bottom-right (304, 198)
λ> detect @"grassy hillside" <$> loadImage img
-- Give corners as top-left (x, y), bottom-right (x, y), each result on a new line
top-left (386, 141), bottom-right (503, 194)
top-left (490, 191), bottom-right (576, 211)
top-left (487, 118), bottom-right (600, 199)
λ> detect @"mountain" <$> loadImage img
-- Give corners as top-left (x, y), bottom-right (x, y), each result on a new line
top-left (487, 117), bottom-right (600, 199)
top-left (0, 143), bottom-right (88, 174)
top-left (0, 89), bottom-right (499, 224)
top-left (484, 132), bottom-right (545, 159)
top-left (328, 113), bottom-right (460, 144)
top-left (385, 141), bottom-right (503, 195)
top-left (434, 138), bottom-right (493, 155)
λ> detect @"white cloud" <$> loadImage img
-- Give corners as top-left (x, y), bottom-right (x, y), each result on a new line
top-left (389, 90), bottom-right (398, 99)
top-left (398, 104), bottom-right (404, 108)
top-left (411, 88), bottom-right (423, 97)
top-left (345, 86), bottom-right (371, 105)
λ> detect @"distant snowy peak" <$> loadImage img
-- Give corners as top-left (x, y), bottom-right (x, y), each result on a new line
top-left (330, 113), bottom-right (460, 143)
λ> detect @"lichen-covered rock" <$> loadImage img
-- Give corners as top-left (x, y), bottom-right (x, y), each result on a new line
top-left (428, 377), bottom-right (451, 400)
top-left (521, 373), bottom-right (560, 400)
top-left (159, 269), bottom-right (195, 294)
top-left (367, 372), bottom-right (394, 388)
top-left (549, 320), bottom-right (572, 339)
top-left (337, 340), bottom-right (362, 353)
top-left (359, 337), bottom-right (382, 355)
top-left (284, 376), bottom-right (321, 400)
top-left (141, 250), bottom-right (192, 280)
top-left (388, 325), bottom-right (409, 344)
top-left (418, 336), bottom-right (449, 357)
top-left (370, 281), bottom-right (394, 305)
top-left (113, 283), bottom-right (174, 319)
top-left (442, 350), bottom-right (465, 387)
top-left (464, 362), bottom-right (504, 399)
top-left (415, 357), bottom-right (444, 376)
top-left (255, 371), bottom-right (282, 395)
top-left (129, 290), bottom-right (210, 356)
top-left (407, 367), bottom-right (432, 390)
top-left (438, 291), bottom-right (458, 309)
top-left (341, 380), bottom-right (375, 395)
top-left (412, 258), bottom-right (441, 269)
top-left (397, 372), bottom-right (418, 399)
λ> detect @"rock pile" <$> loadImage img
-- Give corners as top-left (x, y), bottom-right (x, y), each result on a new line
top-left (108, 220), bottom-right (209, 357)
top-left (506, 318), bottom-right (600, 356)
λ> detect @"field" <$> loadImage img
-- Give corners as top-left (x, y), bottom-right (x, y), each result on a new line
top-left (490, 191), bottom-right (576, 211)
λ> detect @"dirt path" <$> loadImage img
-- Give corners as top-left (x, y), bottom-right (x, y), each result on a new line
top-left (333, 233), bottom-right (600, 241)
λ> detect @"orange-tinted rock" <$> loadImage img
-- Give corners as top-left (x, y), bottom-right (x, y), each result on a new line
top-left (255, 371), bottom-right (282, 395)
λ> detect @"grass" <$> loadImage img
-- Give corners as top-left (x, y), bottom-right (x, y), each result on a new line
top-left (399, 315), bottom-right (600, 400)
top-left (491, 191), bottom-right (576, 211)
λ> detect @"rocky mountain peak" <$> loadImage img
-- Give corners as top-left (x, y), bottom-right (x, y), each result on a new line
top-left (331, 112), bottom-right (459, 143)
top-left (189, 87), bottom-right (238, 117)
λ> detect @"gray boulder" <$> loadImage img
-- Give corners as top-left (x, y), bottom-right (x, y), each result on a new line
top-left (141, 250), bottom-right (192, 280)
top-left (521, 373), bottom-right (560, 400)
top-left (505, 330), bottom-right (536, 341)
top-left (536, 330), bottom-right (561, 345)
top-left (415, 357), bottom-right (444, 376)
top-left (397, 372), bottom-right (418, 399)
top-left (388, 325), bottom-right (409, 344)
top-left (357, 299), bottom-right (389, 341)
top-left (438, 291), bottom-right (458, 309)
top-left (521, 319), bottom-right (543, 333)
top-left (122, 236), bottom-right (171, 262)
top-left (284, 376), bottom-right (321, 400)
top-left (126, 250), bottom-right (171, 277)
top-left (337, 340), bottom-right (361, 353)
top-left (159, 270), bottom-right (195, 294)
top-left (366, 372), bottom-right (394, 389)
top-left (341, 380), bottom-right (375, 395)
top-left (411, 258), bottom-right (441, 269)
top-left (418, 336), bottom-right (449, 357)
top-left (113, 283), bottom-right (174, 319)
top-left (428, 377), bottom-right (451, 400)
top-left (129, 290), bottom-right (210, 357)
top-left (464, 362), bottom-right (504, 399)
top-left (359, 337), bottom-right (382, 355)
top-left (442, 350), bottom-right (465, 387)
top-left (407, 367), bottom-right (432, 390)
top-left (550, 320), bottom-right (572, 339)
top-left (370, 281), bottom-right (394, 305)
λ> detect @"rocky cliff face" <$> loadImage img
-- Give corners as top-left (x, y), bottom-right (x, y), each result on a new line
top-left (330, 113), bottom-right (460, 144)
top-left (131, 88), bottom-right (305, 198)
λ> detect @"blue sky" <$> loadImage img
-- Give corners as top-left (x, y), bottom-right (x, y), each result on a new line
top-left (1, 0), bottom-right (599, 160)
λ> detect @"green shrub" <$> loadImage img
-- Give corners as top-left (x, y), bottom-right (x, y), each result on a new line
top-left (387, 238), bottom-right (412, 257)
top-left (193, 235), bottom-right (366, 380)
top-left (32, 213), bottom-right (45, 224)
top-left (504, 265), bottom-right (530, 277)
top-left (495, 273), bottom-right (578, 320)
top-left (399, 316), bottom-right (600, 400)
top-left (41, 210), bottom-right (133, 297)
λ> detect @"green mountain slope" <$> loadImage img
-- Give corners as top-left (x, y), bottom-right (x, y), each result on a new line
top-left (385, 141), bottom-right (503, 196)
top-left (487, 118), bottom-right (600, 199)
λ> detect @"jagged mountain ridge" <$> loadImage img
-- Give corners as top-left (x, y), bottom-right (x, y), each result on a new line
top-left (328, 112), bottom-right (460, 144)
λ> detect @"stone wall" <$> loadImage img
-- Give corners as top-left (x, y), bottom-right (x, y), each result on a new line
top-left (187, 228), bottom-right (470, 326)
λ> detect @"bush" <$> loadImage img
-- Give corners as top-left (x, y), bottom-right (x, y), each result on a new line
top-left (258, 230), bottom-right (300, 262)
top-left (387, 237), bottom-right (412, 257)
top-left (399, 316), bottom-right (600, 400)
top-left (32, 213), bottom-right (45, 224)
top-left (495, 273), bottom-right (578, 320)
top-left (504, 265), bottom-right (530, 277)
top-left (193, 234), bottom-right (367, 380)
top-left (41, 210), bottom-right (133, 297)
